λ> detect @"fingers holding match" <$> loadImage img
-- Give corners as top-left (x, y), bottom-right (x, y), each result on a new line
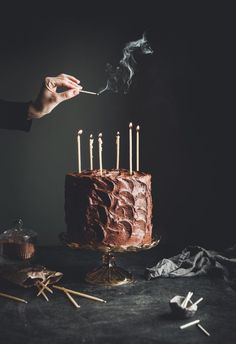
top-left (46, 75), bottom-right (98, 96)
top-left (54, 78), bottom-right (82, 90)
top-left (57, 73), bottom-right (80, 84)
top-left (57, 88), bottom-right (82, 102)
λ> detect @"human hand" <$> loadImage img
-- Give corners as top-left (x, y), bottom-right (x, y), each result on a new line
top-left (27, 74), bottom-right (82, 119)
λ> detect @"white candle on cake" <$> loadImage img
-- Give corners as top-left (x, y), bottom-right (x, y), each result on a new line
top-left (89, 134), bottom-right (94, 170)
top-left (77, 129), bottom-right (83, 173)
top-left (98, 133), bottom-right (103, 175)
top-left (116, 131), bottom-right (120, 170)
top-left (136, 125), bottom-right (140, 171)
top-left (129, 122), bottom-right (133, 175)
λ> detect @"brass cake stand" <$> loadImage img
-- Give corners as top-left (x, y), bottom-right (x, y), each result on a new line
top-left (60, 233), bottom-right (160, 286)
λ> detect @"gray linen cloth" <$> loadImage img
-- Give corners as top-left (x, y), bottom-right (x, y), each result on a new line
top-left (146, 245), bottom-right (236, 290)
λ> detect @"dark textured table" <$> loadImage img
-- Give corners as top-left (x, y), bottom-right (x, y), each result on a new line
top-left (0, 245), bottom-right (236, 344)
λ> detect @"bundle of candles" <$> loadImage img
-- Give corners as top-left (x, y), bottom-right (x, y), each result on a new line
top-left (177, 291), bottom-right (210, 337)
top-left (36, 282), bottom-right (107, 306)
top-left (77, 122), bottom-right (140, 175)
top-left (0, 282), bottom-right (106, 307)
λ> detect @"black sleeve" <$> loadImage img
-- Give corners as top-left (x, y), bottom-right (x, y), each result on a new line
top-left (0, 99), bottom-right (32, 132)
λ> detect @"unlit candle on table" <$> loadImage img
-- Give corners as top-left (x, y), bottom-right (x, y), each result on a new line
top-left (181, 291), bottom-right (193, 308)
top-left (64, 291), bottom-right (80, 308)
top-left (197, 323), bottom-right (210, 336)
top-left (53, 285), bottom-right (107, 303)
top-left (0, 292), bottom-right (28, 304)
top-left (180, 319), bottom-right (200, 329)
top-left (190, 297), bottom-right (203, 308)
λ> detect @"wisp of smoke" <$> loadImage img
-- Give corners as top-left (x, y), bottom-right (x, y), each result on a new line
top-left (98, 33), bottom-right (153, 95)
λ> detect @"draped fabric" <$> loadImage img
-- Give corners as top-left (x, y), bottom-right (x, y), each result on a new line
top-left (146, 245), bottom-right (236, 290)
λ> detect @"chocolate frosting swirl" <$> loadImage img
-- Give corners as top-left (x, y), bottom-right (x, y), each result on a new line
top-left (65, 169), bottom-right (153, 249)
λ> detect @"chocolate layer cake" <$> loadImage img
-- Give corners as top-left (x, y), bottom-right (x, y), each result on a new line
top-left (65, 169), bottom-right (153, 249)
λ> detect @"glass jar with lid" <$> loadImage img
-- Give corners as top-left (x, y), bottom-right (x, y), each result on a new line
top-left (0, 219), bottom-right (37, 260)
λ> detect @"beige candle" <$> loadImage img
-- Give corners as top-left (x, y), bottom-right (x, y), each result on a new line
top-left (181, 291), bottom-right (193, 308)
top-left (0, 291), bottom-right (28, 304)
top-left (190, 297), bottom-right (203, 308)
top-left (37, 280), bottom-right (53, 296)
top-left (98, 133), bottom-right (103, 175)
top-left (53, 285), bottom-right (107, 303)
top-left (197, 323), bottom-right (210, 336)
top-left (41, 290), bottom-right (49, 302)
top-left (180, 319), bottom-right (200, 329)
top-left (116, 131), bottom-right (120, 170)
top-left (89, 134), bottom-right (94, 170)
top-left (64, 291), bottom-right (80, 309)
top-left (129, 122), bottom-right (133, 174)
top-left (77, 129), bottom-right (83, 173)
top-left (136, 125), bottom-right (140, 171)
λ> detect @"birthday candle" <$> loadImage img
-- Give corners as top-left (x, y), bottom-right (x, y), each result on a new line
top-left (77, 129), bottom-right (83, 173)
top-left (89, 134), bottom-right (94, 170)
top-left (98, 133), bottom-right (103, 175)
top-left (116, 131), bottom-right (120, 170)
top-left (129, 123), bottom-right (133, 174)
top-left (136, 125), bottom-right (140, 171)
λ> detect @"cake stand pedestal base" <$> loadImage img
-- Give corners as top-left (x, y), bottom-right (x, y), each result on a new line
top-left (60, 232), bottom-right (161, 286)
top-left (85, 252), bottom-right (133, 286)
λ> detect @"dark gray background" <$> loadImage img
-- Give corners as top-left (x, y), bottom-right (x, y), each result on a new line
top-left (0, 2), bottom-right (234, 247)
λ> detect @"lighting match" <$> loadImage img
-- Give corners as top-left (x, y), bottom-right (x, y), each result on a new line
top-left (79, 90), bottom-right (98, 95)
